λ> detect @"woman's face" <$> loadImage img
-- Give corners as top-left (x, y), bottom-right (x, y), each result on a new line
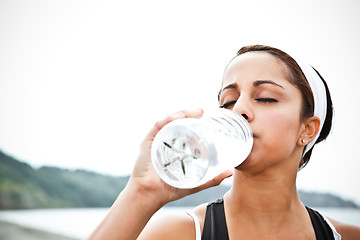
top-left (219, 52), bottom-right (305, 172)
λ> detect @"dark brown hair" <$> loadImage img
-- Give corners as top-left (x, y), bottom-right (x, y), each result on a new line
top-left (231, 45), bottom-right (333, 169)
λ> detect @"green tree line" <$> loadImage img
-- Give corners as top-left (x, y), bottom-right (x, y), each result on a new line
top-left (0, 150), bottom-right (128, 209)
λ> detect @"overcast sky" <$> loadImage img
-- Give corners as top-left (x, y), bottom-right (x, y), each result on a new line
top-left (1, 0), bottom-right (360, 204)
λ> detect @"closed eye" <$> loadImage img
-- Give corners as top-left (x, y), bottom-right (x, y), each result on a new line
top-left (255, 98), bottom-right (278, 103)
top-left (219, 100), bottom-right (237, 109)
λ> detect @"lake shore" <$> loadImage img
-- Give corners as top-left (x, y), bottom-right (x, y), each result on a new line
top-left (0, 207), bottom-right (358, 239)
top-left (0, 220), bottom-right (79, 240)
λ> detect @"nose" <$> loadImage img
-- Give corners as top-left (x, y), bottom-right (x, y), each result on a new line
top-left (232, 96), bottom-right (253, 122)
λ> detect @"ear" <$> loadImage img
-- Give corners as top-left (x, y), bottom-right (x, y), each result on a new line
top-left (298, 116), bottom-right (321, 146)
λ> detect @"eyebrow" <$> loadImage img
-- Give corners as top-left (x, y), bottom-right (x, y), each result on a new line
top-left (218, 80), bottom-right (284, 100)
top-left (253, 80), bottom-right (284, 88)
top-left (218, 83), bottom-right (238, 100)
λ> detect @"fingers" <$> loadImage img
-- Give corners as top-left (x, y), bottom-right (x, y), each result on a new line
top-left (144, 108), bottom-right (204, 143)
top-left (190, 169), bottom-right (233, 194)
top-left (181, 108), bottom-right (204, 118)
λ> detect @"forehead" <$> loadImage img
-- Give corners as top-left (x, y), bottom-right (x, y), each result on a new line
top-left (222, 52), bottom-right (290, 86)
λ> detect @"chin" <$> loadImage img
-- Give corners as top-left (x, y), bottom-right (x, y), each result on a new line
top-left (235, 154), bottom-right (252, 170)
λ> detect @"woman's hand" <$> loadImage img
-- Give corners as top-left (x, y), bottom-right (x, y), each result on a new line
top-left (88, 108), bottom-right (233, 240)
top-left (130, 108), bottom-right (233, 207)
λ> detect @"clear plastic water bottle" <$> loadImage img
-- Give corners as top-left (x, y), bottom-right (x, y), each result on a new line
top-left (151, 108), bottom-right (253, 189)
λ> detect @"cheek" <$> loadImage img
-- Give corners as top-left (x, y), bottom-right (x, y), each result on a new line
top-left (260, 111), bottom-right (301, 150)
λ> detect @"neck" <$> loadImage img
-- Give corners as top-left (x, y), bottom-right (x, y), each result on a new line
top-left (224, 167), bottom-right (306, 234)
top-left (226, 148), bottom-right (304, 213)
top-left (226, 168), bottom-right (301, 212)
top-left (222, 152), bottom-right (314, 237)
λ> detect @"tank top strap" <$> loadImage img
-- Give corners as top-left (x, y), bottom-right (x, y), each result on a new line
top-left (306, 206), bottom-right (341, 240)
top-left (202, 198), bottom-right (229, 240)
top-left (187, 210), bottom-right (201, 240)
top-left (190, 200), bottom-right (341, 240)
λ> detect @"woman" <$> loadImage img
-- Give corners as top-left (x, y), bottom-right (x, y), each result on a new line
top-left (89, 45), bottom-right (360, 239)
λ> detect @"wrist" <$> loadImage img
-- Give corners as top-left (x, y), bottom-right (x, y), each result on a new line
top-left (121, 178), bottom-right (165, 212)
top-left (88, 179), bottom-right (165, 240)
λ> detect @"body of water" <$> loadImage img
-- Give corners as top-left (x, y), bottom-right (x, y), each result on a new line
top-left (0, 207), bottom-right (359, 239)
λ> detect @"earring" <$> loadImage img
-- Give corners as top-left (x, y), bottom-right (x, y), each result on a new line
top-left (301, 139), bottom-right (307, 144)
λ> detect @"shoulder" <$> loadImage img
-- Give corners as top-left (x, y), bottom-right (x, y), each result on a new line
top-left (138, 204), bottom-right (208, 240)
top-left (138, 211), bottom-right (195, 239)
top-left (192, 203), bottom-right (208, 233)
top-left (328, 217), bottom-right (360, 240)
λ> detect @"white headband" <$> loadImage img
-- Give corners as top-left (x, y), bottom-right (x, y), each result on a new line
top-left (294, 59), bottom-right (327, 156)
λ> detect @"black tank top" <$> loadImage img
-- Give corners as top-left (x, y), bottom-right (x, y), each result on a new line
top-left (202, 198), bottom-right (336, 240)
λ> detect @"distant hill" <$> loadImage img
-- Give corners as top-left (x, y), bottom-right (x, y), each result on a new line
top-left (167, 186), bottom-right (359, 208)
top-left (0, 150), bottom-right (358, 209)
top-left (0, 150), bottom-right (128, 209)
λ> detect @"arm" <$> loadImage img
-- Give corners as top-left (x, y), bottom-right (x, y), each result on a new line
top-left (329, 218), bottom-right (360, 240)
top-left (88, 109), bottom-right (233, 240)
top-left (138, 212), bottom-right (198, 240)
top-left (87, 182), bottom-right (162, 240)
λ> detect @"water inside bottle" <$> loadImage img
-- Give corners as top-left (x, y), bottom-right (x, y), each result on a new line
top-left (151, 109), bottom-right (253, 188)
top-left (153, 122), bottom-right (216, 188)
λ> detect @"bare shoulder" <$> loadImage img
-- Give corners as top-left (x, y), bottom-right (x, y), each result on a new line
top-left (137, 209), bottom-right (193, 239)
top-left (192, 203), bottom-right (208, 232)
top-left (328, 217), bottom-right (360, 240)
top-left (138, 204), bottom-right (208, 240)
top-left (137, 212), bottom-right (194, 239)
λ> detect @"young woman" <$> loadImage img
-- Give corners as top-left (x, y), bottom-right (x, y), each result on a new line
top-left (89, 45), bottom-right (360, 239)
